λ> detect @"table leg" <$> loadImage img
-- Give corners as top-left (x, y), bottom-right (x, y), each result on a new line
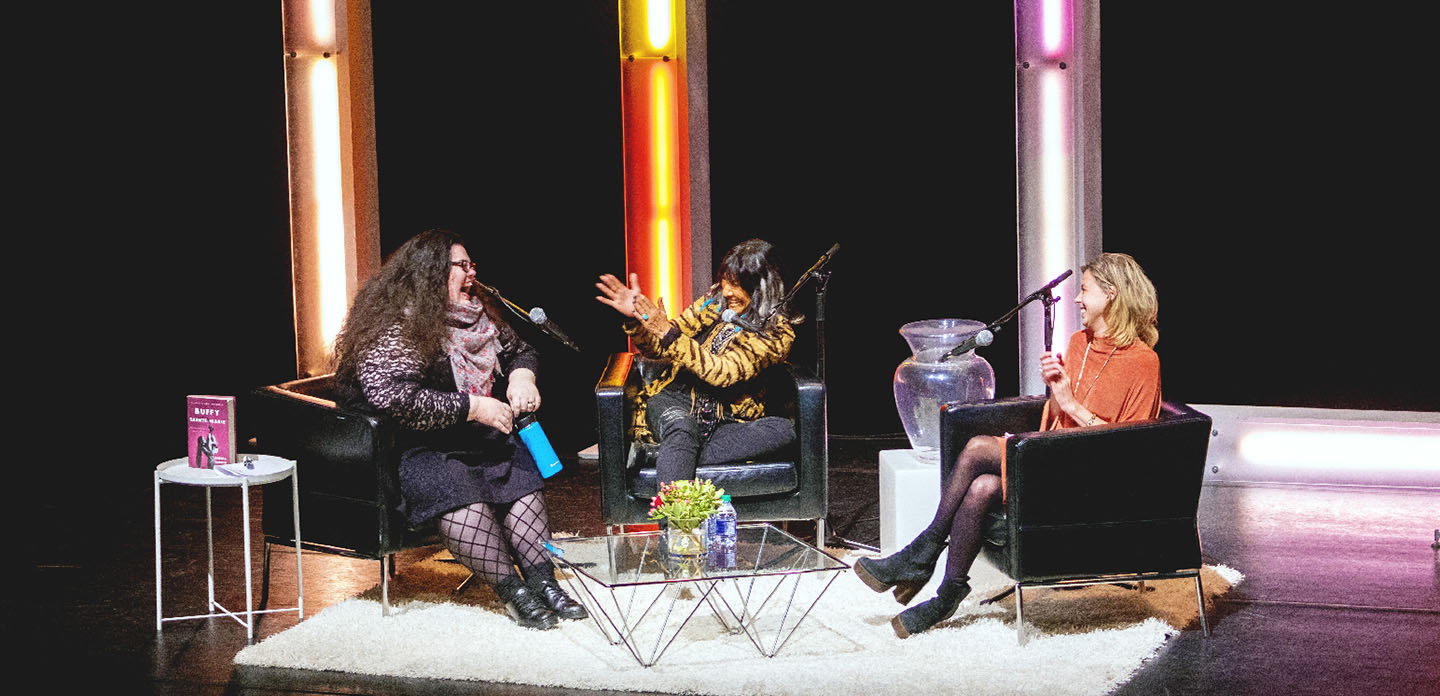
top-left (292, 466), bottom-right (303, 619)
top-left (206, 488), bottom-right (215, 611)
top-left (154, 473), bottom-right (162, 631)
top-left (242, 478), bottom-right (254, 643)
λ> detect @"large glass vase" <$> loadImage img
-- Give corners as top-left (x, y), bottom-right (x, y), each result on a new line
top-left (893, 319), bottom-right (996, 462)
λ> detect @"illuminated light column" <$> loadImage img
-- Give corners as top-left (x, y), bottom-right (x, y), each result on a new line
top-left (1015, 0), bottom-right (1099, 395)
top-left (281, 0), bottom-right (381, 377)
top-left (620, 0), bottom-right (691, 316)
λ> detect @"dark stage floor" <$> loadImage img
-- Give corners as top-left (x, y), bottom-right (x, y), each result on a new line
top-left (22, 436), bottom-right (1440, 695)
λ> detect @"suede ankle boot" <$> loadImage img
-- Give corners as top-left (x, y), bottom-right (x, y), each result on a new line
top-left (522, 564), bottom-right (588, 621)
top-left (495, 576), bottom-right (558, 630)
top-left (853, 534), bottom-right (947, 605)
top-left (891, 577), bottom-right (971, 639)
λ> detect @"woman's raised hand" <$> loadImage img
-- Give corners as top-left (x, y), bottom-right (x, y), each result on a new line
top-left (1040, 351), bottom-right (1077, 410)
top-left (468, 394), bottom-right (514, 434)
top-left (595, 273), bottom-right (643, 318)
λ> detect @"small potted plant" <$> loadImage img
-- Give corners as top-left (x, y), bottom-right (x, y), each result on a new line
top-left (648, 478), bottom-right (724, 559)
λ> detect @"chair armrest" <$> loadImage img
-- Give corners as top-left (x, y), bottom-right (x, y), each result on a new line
top-left (595, 352), bottom-right (636, 521)
top-left (249, 381), bottom-right (396, 503)
top-left (1003, 404), bottom-right (1212, 527)
top-left (786, 363), bottom-right (828, 510)
top-left (939, 396), bottom-right (1046, 491)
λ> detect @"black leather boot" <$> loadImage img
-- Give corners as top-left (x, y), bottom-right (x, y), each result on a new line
top-left (495, 576), bottom-right (558, 630)
top-left (523, 564), bottom-right (588, 621)
top-left (853, 535), bottom-right (947, 605)
top-left (891, 577), bottom-right (971, 639)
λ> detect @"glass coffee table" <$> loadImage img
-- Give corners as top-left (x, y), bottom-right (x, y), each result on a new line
top-left (545, 523), bottom-right (849, 667)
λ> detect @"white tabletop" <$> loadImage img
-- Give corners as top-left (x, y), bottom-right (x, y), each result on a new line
top-left (157, 454), bottom-right (296, 487)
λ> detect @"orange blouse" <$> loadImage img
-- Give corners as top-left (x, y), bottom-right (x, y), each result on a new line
top-left (1041, 330), bottom-right (1162, 430)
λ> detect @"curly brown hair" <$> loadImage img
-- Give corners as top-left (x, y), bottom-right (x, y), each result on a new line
top-left (333, 228), bottom-right (467, 386)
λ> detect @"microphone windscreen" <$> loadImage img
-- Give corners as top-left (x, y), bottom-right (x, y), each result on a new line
top-left (529, 307), bottom-right (547, 323)
top-left (721, 309), bottom-right (738, 322)
top-left (976, 329), bottom-right (994, 347)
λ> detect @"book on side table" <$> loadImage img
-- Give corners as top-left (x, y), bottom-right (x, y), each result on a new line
top-left (187, 395), bottom-right (236, 469)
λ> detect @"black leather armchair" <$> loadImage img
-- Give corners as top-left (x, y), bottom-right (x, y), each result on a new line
top-left (939, 396), bottom-right (1214, 643)
top-left (594, 352), bottom-right (829, 540)
top-left (245, 374), bottom-right (438, 615)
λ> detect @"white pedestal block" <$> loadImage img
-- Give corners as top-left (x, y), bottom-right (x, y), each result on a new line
top-left (877, 449), bottom-right (1008, 599)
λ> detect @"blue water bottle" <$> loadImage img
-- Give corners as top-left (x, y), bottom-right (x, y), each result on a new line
top-left (708, 494), bottom-right (737, 569)
top-left (516, 414), bottom-right (563, 479)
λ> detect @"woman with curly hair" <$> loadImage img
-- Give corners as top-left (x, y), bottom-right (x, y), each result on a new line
top-left (334, 228), bottom-right (584, 630)
top-left (855, 252), bottom-right (1163, 638)
top-left (595, 238), bottom-right (801, 486)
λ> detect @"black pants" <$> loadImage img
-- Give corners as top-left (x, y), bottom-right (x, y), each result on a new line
top-left (645, 388), bottom-right (796, 485)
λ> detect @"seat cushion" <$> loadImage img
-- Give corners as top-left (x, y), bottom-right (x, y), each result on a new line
top-left (625, 443), bottom-right (800, 499)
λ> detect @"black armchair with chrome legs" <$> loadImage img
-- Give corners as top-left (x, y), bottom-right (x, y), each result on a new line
top-left (245, 374), bottom-right (441, 616)
top-left (594, 352), bottom-right (829, 541)
top-left (939, 396), bottom-right (1214, 643)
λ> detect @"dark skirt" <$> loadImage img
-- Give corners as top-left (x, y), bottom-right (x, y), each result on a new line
top-left (395, 423), bottom-right (545, 527)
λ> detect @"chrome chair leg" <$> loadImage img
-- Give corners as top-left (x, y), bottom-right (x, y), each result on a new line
top-left (381, 556), bottom-right (391, 617)
top-left (1015, 584), bottom-right (1027, 645)
top-left (1194, 573), bottom-right (1210, 637)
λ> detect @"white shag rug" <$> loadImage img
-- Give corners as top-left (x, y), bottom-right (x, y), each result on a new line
top-left (235, 551), bottom-right (1242, 696)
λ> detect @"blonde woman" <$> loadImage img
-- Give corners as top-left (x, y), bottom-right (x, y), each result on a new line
top-left (855, 252), bottom-right (1162, 638)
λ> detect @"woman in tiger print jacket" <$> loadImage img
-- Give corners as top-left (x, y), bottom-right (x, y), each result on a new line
top-left (596, 239), bottom-right (801, 485)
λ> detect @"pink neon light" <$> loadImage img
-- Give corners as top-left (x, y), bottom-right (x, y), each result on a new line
top-left (1042, 0), bottom-right (1067, 57)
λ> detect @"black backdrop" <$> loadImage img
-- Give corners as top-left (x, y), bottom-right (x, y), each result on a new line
top-left (37, 2), bottom-right (1435, 486)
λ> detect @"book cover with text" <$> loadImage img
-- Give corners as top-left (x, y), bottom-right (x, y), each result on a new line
top-left (188, 395), bottom-right (236, 469)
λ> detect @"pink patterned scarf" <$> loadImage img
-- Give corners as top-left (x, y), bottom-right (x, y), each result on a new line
top-left (445, 299), bottom-right (500, 397)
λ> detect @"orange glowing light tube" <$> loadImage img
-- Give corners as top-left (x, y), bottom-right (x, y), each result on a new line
top-left (619, 0), bottom-right (690, 315)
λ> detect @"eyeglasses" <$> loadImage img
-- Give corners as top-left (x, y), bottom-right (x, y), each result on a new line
top-left (451, 260), bottom-right (478, 272)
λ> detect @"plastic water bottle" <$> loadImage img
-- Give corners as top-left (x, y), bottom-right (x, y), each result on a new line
top-left (708, 495), bottom-right (737, 569)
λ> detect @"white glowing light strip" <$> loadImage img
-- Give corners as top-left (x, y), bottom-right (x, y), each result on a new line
top-left (1040, 68), bottom-right (1072, 341)
top-left (310, 0), bottom-right (336, 48)
top-left (1239, 425), bottom-right (1440, 471)
top-left (310, 58), bottom-right (346, 349)
top-left (647, 0), bottom-right (672, 50)
top-left (1042, 0), bottom-right (1064, 56)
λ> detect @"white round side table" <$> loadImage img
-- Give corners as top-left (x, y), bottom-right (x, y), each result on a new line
top-left (153, 454), bottom-right (303, 643)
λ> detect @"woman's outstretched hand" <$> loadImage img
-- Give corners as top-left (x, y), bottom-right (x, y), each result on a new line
top-left (597, 273), bottom-right (672, 336)
top-left (595, 273), bottom-right (641, 318)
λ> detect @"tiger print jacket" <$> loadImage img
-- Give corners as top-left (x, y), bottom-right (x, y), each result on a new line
top-left (623, 295), bottom-right (795, 442)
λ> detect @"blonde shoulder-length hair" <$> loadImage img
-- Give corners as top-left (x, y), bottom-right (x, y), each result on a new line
top-left (1084, 252), bottom-right (1158, 348)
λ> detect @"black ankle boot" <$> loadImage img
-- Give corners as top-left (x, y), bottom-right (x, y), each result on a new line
top-left (495, 576), bottom-right (558, 630)
top-left (853, 535), bottom-right (946, 605)
top-left (891, 577), bottom-right (971, 639)
top-left (522, 564), bottom-right (588, 621)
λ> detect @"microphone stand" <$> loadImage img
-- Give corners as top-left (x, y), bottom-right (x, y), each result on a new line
top-left (470, 281), bottom-right (531, 324)
top-left (941, 271), bottom-right (1069, 362)
top-left (765, 243), bottom-right (839, 381)
top-left (470, 281), bottom-right (580, 353)
top-left (768, 245), bottom-right (873, 550)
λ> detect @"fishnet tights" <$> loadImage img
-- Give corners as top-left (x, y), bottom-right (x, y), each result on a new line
top-left (436, 491), bottom-right (553, 586)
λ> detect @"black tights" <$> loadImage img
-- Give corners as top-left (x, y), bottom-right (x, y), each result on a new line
top-left (919, 435), bottom-right (1005, 583)
top-left (436, 491), bottom-right (553, 587)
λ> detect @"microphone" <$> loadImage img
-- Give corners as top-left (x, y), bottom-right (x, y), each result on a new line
top-left (941, 328), bottom-right (994, 361)
top-left (721, 308), bottom-right (772, 338)
top-left (1026, 269), bottom-right (1074, 300)
top-left (528, 307), bottom-right (581, 352)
